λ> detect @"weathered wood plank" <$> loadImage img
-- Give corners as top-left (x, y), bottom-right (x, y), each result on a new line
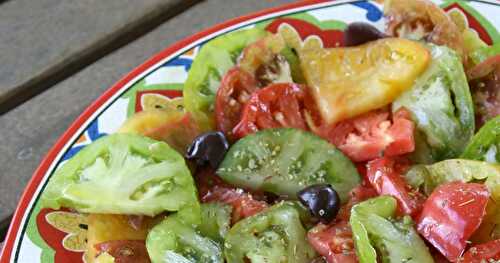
top-left (0, 0), bottom-right (200, 114)
top-left (0, 0), bottom-right (294, 229)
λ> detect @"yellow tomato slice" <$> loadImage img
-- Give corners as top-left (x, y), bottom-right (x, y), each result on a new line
top-left (85, 214), bottom-right (157, 261)
top-left (118, 109), bottom-right (184, 135)
top-left (118, 109), bottom-right (200, 154)
top-left (300, 38), bottom-right (430, 124)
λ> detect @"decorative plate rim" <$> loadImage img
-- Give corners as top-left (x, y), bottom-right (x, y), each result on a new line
top-left (2, 0), bottom-right (499, 262)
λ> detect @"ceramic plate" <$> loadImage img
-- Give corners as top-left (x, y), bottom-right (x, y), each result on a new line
top-left (1, 0), bottom-right (499, 262)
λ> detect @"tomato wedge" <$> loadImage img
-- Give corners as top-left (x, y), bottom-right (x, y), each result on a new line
top-left (467, 54), bottom-right (500, 80)
top-left (366, 157), bottom-right (424, 218)
top-left (232, 83), bottom-right (309, 139)
top-left (307, 185), bottom-right (377, 263)
top-left (118, 110), bottom-right (200, 154)
top-left (95, 240), bottom-right (150, 263)
top-left (237, 33), bottom-right (295, 86)
top-left (417, 182), bottom-right (490, 262)
top-left (468, 56), bottom-right (500, 127)
top-left (315, 108), bottom-right (415, 162)
top-left (300, 38), bottom-right (430, 125)
top-left (195, 169), bottom-right (268, 223)
top-left (384, 0), bottom-right (464, 59)
top-left (215, 67), bottom-right (259, 139)
top-left (461, 239), bottom-right (500, 262)
top-left (202, 185), bottom-right (268, 223)
top-left (215, 34), bottom-right (300, 139)
top-left (308, 221), bottom-right (357, 263)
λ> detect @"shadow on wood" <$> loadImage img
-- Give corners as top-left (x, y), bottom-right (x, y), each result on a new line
top-left (0, 214), bottom-right (12, 242)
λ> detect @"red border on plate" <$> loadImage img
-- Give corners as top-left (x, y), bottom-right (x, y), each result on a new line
top-left (0, 0), bottom-right (331, 261)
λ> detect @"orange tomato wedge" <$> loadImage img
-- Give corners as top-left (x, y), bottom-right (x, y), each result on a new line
top-left (118, 109), bottom-right (200, 154)
top-left (300, 38), bottom-right (430, 125)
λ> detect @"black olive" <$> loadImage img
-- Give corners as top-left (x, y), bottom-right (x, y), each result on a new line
top-left (343, 22), bottom-right (387, 47)
top-left (297, 184), bottom-right (340, 224)
top-left (185, 131), bottom-right (229, 168)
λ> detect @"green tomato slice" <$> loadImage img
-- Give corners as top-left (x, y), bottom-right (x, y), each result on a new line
top-left (198, 203), bottom-right (232, 244)
top-left (404, 159), bottom-right (500, 198)
top-left (146, 214), bottom-right (223, 263)
top-left (462, 115), bottom-right (500, 164)
top-left (393, 44), bottom-right (475, 162)
top-left (405, 159), bottom-right (499, 195)
top-left (469, 42), bottom-right (500, 66)
top-left (183, 28), bottom-right (268, 131)
top-left (42, 133), bottom-right (200, 224)
top-left (217, 128), bottom-right (360, 202)
top-left (350, 196), bottom-right (434, 263)
top-left (224, 201), bottom-right (316, 263)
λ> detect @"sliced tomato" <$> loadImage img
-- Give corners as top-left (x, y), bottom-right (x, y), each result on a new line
top-left (202, 185), bottom-right (268, 223)
top-left (215, 33), bottom-right (301, 139)
top-left (315, 108), bottom-right (415, 162)
top-left (307, 185), bottom-right (377, 263)
top-left (195, 169), bottom-right (268, 223)
top-left (469, 58), bottom-right (500, 127)
top-left (238, 35), bottom-right (280, 76)
top-left (384, 0), bottom-right (464, 59)
top-left (215, 67), bottom-right (259, 139)
top-left (308, 221), bottom-right (357, 263)
top-left (384, 109), bottom-right (416, 156)
top-left (366, 157), bottom-right (424, 218)
top-left (118, 109), bottom-right (201, 154)
top-left (237, 34), bottom-right (294, 86)
top-left (95, 240), bottom-right (150, 263)
top-left (232, 83), bottom-right (309, 139)
top-left (432, 249), bottom-right (453, 263)
top-left (417, 182), bottom-right (490, 262)
top-left (461, 239), bottom-right (500, 262)
top-left (300, 38), bottom-right (430, 125)
top-left (467, 54), bottom-right (500, 80)
top-left (336, 184), bottom-right (378, 221)
top-left (348, 184), bottom-right (379, 205)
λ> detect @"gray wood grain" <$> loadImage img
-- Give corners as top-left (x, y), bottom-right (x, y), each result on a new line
top-left (0, 0), bottom-right (295, 224)
top-left (0, 0), bottom-right (199, 114)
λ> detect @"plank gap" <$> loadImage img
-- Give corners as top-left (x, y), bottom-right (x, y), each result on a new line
top-left (0, 0), bottom-right (202, 115)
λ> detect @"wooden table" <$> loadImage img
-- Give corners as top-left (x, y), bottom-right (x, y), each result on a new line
top-left (0, 0), bottom-right (295, 243)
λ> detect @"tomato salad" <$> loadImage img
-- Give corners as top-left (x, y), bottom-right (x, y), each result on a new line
top-left (41, 0), bottom-right (500, 262)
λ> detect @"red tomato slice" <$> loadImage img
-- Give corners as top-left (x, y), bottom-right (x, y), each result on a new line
top-left (432, 249), bottom-right (453, 263)
top-left (95, 240), bottom-right (150, 263)
top-left (461, 239), bottom-right (500, 262)
top-left (384, 109), bottom-right (416, 156)
top-left (467, 55), bottom-right (500, 80)
top-left (315, 108), bottom-right (415, 162)
top-left (469, 60), bottom-right (500, 127)
top-left (202, 185), bottom-right (268, 223)
top-left (366, 157), bottom-right (425, 218)
top-left (215, 67), bottom-right (259, 139)
top-left (348, 184), bottom-right (379, 205)
top-left (417, 182), bottom-right (490, 262)
top-left (232, 83), bottom-right (309, 139)
top-left (336, 184), bottom-right (379, 221)
top-left (195, 169), bottom-right (268, 223)
top-left (308, 221), bottom-right (357, 263)
top-left (307, 185), bottom-right (377, 263)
